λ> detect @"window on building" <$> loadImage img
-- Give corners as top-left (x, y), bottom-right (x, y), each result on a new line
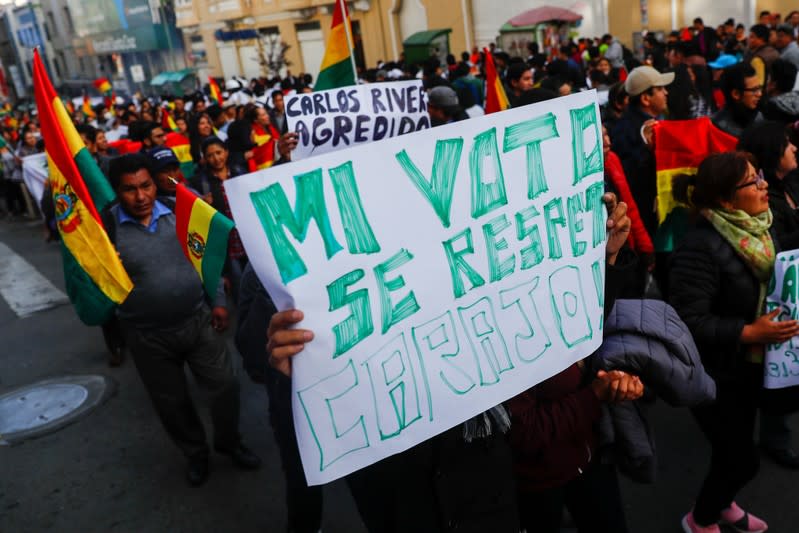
top-left (53, 57), bottom-right (61, 78)
top-left (62, 6), bottom-right (74, 33)
top-left (351, 20), bottom-right (365, 70)
top-left (47, 12), bottom-right (56, 37)
top-left (78, 56), bottom-right (85, 75)
top-left (43, 18), bottom-right (51, 41)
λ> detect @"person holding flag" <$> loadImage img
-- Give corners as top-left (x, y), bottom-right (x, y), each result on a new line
top-left (103, 153), bottom-right (260, 486)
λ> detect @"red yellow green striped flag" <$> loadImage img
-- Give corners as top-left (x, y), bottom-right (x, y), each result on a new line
top-left (161, 108), bottom-right (179, 133)
top-left (484, 48), bottom-right (510, 114)
top-left (93, 77), bottom-right (112, 95)
top-left (32, 49), bottom-right (133, 325)
top-left (174, 182), bottom-right (234, 298)
top-left (315, 0), bottom-right (357, 91)
top-left (165, 131), bottom-right (194, 178)
top-left (655, 117), bottom-right (737, 224)
top-left (82, 94), bottom-right (95, 118)
top-left (208, 77), bottom-right (223, 105)
top-left (251, 122), bottom-right (278, 171)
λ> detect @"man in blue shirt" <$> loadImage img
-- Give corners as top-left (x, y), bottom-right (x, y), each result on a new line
top-left (107, 153), bottom-right (260, 486)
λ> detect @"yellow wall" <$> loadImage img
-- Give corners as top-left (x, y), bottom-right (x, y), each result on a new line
top-left (177, 0), bottom-right (475, 78)
top-left (756, 0), bottom-right (798, 17)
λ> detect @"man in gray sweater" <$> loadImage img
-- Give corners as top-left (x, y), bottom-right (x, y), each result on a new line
top-left (107, 153), bottom-right (260, 486)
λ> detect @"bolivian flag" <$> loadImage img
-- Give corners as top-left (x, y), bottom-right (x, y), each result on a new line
top-left (82, 94), bottom-right (95, 118)
top-left (161, 108), bottom-right (179, 133)
top-left (250, 122), bottom-right (277, 171)
top-left (175, 182), bottom-right (234, 298)
top-left (315, 0), bottom-right (356, 90)
top-left (208, 77), bottom-right (223, 105)
top-left (32, 49), bottom-right (133, 325)
top-left (655, 117), bottom-right (737, 224)
top-left (484, 48), bottom-right (510, 114)
top-left (93, 77), bottom-right (112, 95)
top-left (165, 131), bottom-right (194, 178)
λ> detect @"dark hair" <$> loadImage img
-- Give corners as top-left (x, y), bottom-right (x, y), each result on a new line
top-left (507, 62), bottom-right (530, 83)
top-left (771, 59), bottom-right (798, 93)
top-left (720, 62), bottom-right (757, 100)
top-left (76, 123), bottom-right (97, 142)
top-left (271, 89), bottom-right (283, 100)
top-left (672, 151), bottom-right (755, 209)
top-left (200, 135), bottom-right (227, 156)
top-left (244, 103), bottom-right (262, 123)
top-left (737, 121), bottom-right (790, 174)
top-left (108, 153), bottom-right (151, 190)
top-left (750, 24), bottom-right (770, 41)
top-left (143, 121), bottom-right (163, 140)
top-left (693, 17), bottom-right (704, 25)
top-left (608, 81), bottom-right (627, 107)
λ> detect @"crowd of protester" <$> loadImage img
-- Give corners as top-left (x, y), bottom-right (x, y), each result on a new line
top-left (4, 9), bottom-right (799, 533)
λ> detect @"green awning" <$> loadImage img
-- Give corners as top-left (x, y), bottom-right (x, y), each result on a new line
top-left (150, 69), bottom-right (196, 86)
top-left (402, 29), bottom-right (452, 46)
top-left (499, 23), bottom-right (539, 33)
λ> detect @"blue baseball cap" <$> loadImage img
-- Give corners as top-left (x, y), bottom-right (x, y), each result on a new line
top-left (708, 54), bottom-right (739, 69)
top-left (146, 146), bottom-right (180, 173)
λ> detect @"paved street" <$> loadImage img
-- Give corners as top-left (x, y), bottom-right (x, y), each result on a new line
top-left (1, 218), bottom-right (798, 533)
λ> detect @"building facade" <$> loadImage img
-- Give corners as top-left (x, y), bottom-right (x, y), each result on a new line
top-left (177, 0), bottom-right (799, 81)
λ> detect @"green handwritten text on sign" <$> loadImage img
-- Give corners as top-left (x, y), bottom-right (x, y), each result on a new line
top-left (225, 90), bottom-right (607, 486)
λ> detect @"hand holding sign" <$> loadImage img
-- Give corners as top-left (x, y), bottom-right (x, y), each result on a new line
top-left (603, 192), bottom-right (630, 265)
top-left (742, 308), bottom-right (799, 344)
top-left (267, 309), bottom-right (312, 376)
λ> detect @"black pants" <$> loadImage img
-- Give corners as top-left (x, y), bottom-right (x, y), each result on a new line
top-left (4, 180), bottom-right (25, 214)
top-left (266, 367), bottom-right (323, 533)
top-left (517, 461), bottom-right (628, 533)
top-left (691, 397), bottom-right (759, 526)
top-left (123, 307), bottom-right (241, 459)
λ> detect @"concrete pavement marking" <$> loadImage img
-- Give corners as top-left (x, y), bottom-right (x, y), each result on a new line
top-left (0, 241), bottom-right (69, 318)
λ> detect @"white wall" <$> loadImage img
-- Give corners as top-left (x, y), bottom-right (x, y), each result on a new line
top-left (470, 0), bottom-right (608, 48)
top-left (681, 0), bottom-right (749, 28)
top-left (399, 0), bottom-right (428, 41)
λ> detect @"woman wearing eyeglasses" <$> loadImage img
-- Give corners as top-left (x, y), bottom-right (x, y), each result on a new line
top-left (669, 151), bottom-right (799, 533)
top-left (738, 121), bottom-right (799, 471)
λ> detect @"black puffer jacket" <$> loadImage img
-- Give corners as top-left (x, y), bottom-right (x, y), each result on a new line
top-left (767, 171), bottom-right (799, 250)
top-left (668, 217), bottom-right (775, 398)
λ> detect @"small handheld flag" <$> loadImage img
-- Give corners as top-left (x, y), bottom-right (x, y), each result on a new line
top-left (208, 77), bottom-right (223, 105)
top-left (174, 182), bottom-right (234, 299)
top-left (82, 93), bottom-right (95, 118)
top-left (484, 48), bottom-right (510, 114)
top-left (161, 108), bottom-right (180, 133)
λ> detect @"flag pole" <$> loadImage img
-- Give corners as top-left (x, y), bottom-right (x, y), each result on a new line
top-left (339, 0), bottom-right (359, 86)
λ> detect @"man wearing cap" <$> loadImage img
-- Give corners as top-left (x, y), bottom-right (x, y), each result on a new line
top-left (776, 24), bottom-right (799, 69)
top-left (427, 85), bottom-right (468, 127)
top-left (146, 146), bottom-right (185, 198)
top-left (609, 65), bottom-right (674, 239)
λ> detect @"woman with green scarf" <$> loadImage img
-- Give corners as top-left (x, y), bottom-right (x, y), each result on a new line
top-left (669, 151), bottom-right (799, 533)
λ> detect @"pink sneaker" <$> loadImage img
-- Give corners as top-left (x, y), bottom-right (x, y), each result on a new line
top-left (719, 502), bottom-right (768, 533)
top-left (681, 511), bottom-right (721, 533)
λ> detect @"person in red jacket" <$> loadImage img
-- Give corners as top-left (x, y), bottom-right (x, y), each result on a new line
top-left (603, 125), bottom-right (655, 297)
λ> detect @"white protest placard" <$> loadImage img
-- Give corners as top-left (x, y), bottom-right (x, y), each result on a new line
top-left (765, 249), bottom-right (799, 388)
top-left (22, 152), bottom-right (48, 203)
top-left (285, 80), bottom-right (430, 160)
top-left (226, 90), bottom-right (607, 485)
